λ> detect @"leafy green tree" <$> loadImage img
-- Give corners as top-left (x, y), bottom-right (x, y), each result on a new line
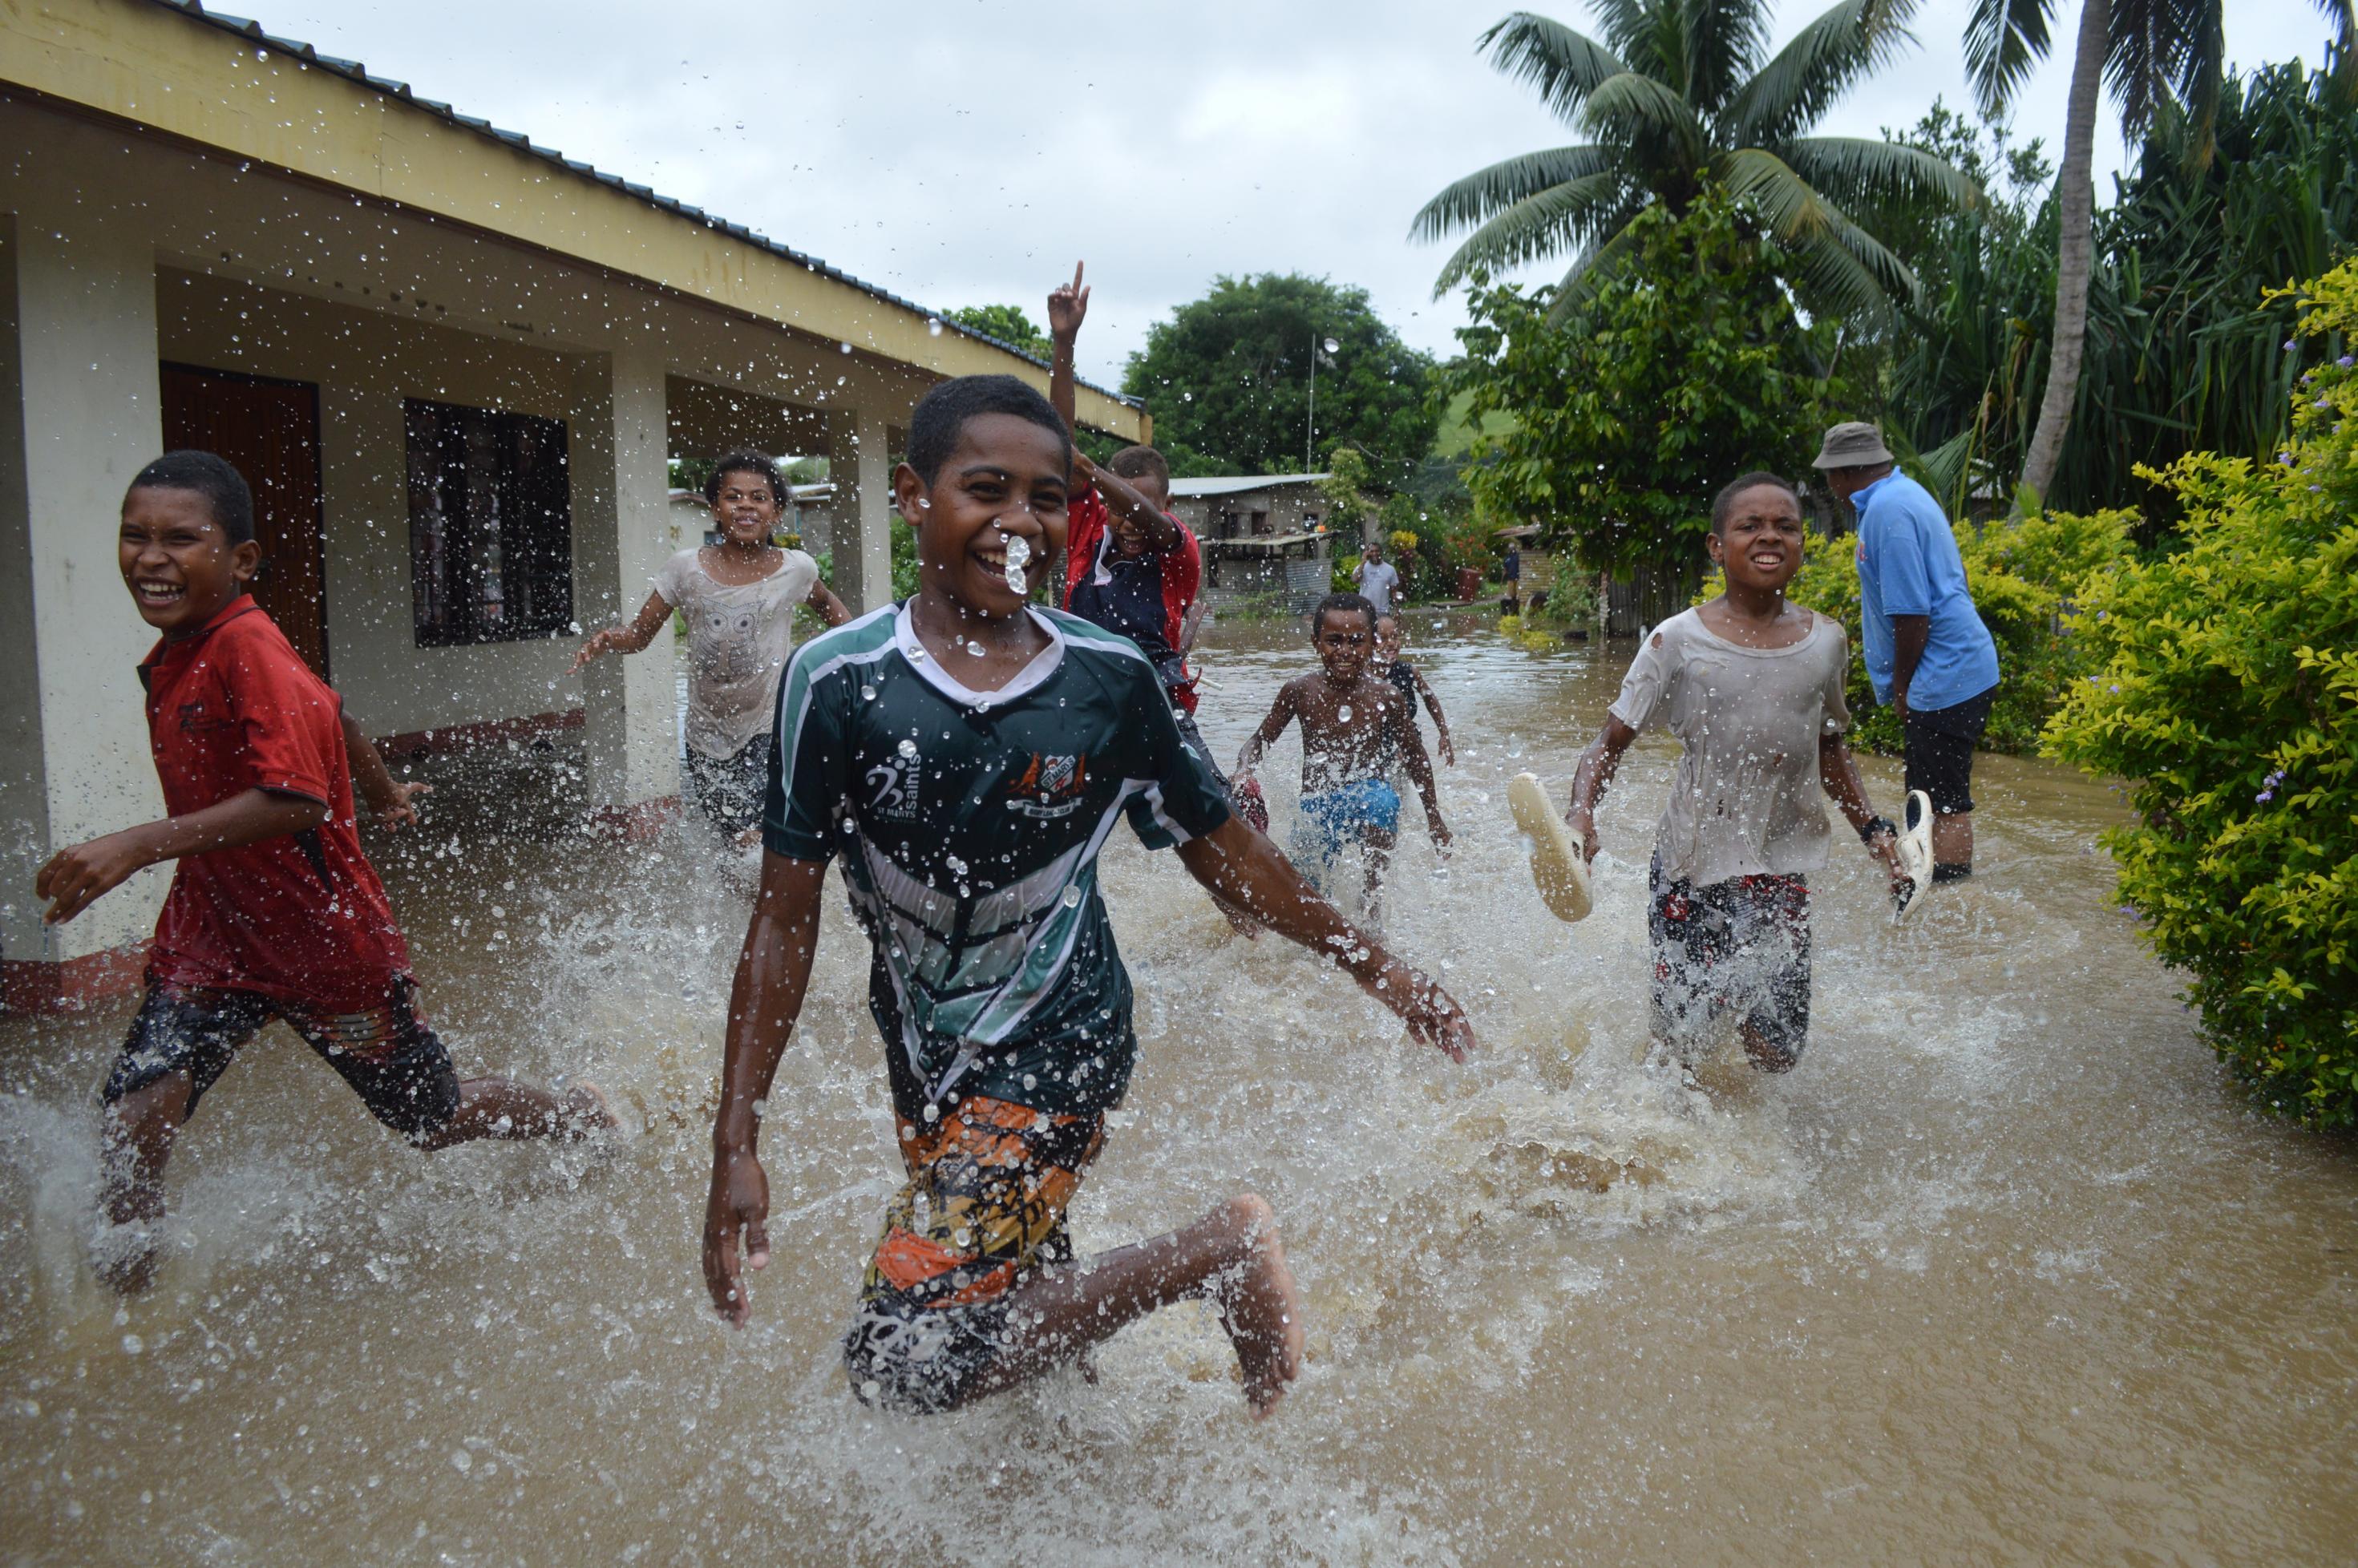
top-left (943, 303), bottom-right (1053, 361)
top-left (2043, 257), bottom-right (2357, 1126)
top-left (1412, 2), bottom-right (1979, 324)
top-left (1442, 191), bottom-right (1844, 575)
top-left (1963, 0), bottom-right (2354, 501)
top-left (1122, 274), bottom-right (1438, 480)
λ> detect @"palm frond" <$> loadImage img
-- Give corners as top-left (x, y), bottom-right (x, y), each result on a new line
top-left (1782, 136), bottom-right (1983, 215)
top-left (1430, 173), bottom-right (1636, 294)
top-left (1580, 0), bottom-right (1660, 62)
top-left (1721, 0), bottom-right (1923, 148)
top-left (1720, 148), bottom-right (1919, 314)
top-left (2105, 0), bottom-right (2226, 142)
top-left (1963, 0), bottom-right (2057, 117)
top-left (1684, 0), bottom-right (1779, 113)
top-left (1477, 11), bottom-right (1632, 127)
top-left (1540, 208), bottom-right (1655, 325)
top-left (1410, 145), bottom-right (1627, 243)
top-left (1579, 69), bottom-right (1709, 162)
top-left (2321, 0), bottom-right (2358, 103)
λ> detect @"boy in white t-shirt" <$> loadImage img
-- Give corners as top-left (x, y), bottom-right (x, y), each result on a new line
top-left (573, 452), bottom-right (849, 839)
top-left (1549, 472), bottom-right (1904, 1073)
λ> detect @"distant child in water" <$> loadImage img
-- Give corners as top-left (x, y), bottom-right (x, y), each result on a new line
top-left (40, 452), bottom-right (613, 1293)
top-left (1549, 472), bottom-right (1904, 1075)
top-left (702, 374), bottom-right (1477, 1420)
top-left (1373, 612), bottom-right (1455, 766)
top-left (1240, 593), bottom-right (1450, 922)
top-left (573, 452), bottom-right (849, 843)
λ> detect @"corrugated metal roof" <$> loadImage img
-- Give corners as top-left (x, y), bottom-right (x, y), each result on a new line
top-left (1167, 473), bottom-right (1331, 498)
top-left (135, 1), bottom-right (1139, 409)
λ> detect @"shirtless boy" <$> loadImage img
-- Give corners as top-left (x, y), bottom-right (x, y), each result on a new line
top-left (1240, 593), bottom-right (1450, 921)
top-left (1373, 612), bottom-right (1455, 766)
top-left (702, 375), bottom-right (1477, 1417)
top-left (1549, 473), bottom-right (1903, 1073)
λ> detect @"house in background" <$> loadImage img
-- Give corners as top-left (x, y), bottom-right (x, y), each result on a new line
top-left (0, 0), bottom-right (1144, 1010)
top-left (1167, 474), bottom-right (1331, 610)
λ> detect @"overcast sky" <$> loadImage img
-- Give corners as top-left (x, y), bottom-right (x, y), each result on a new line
top-left (256, 0), bottom-right (2340, 386)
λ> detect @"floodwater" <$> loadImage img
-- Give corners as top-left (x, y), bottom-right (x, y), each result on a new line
top-left (3, 615), bottom-right (2353, 1566)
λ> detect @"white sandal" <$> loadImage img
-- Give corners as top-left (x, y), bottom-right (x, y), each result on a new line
top-left (1892, 789), bottom-right (1935, 919)
top-left (1509, 772), bottom-right (1592, 923)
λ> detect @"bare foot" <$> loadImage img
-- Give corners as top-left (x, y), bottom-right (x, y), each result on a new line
top-left (560, 1082), bottom-right (619, 1138)
top-left (1210, 1194), bottom-right (1304, 1417)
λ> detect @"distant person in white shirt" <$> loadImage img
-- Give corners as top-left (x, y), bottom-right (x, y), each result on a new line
top-left (573, 451), bottom-right (849, 842)
top-left (1353, 540), bottom-right (1401, 616)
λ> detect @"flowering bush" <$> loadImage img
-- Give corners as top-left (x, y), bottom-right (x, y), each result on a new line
top-left (2043, 257), bottom-right (2357, 1125)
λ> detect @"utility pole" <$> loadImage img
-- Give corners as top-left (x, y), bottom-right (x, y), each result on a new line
top-left (1306, 333), bottom-right (1338, 473)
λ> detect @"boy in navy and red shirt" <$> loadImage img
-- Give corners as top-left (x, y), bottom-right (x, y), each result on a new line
top-left (38, 451), bottom-right (612, 1291)
top-left (1041, 263), bottom-right (1228, 790)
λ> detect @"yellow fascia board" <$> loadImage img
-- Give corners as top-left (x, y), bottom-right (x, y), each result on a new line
top-left (2, 0), bottom-right (1144, 439)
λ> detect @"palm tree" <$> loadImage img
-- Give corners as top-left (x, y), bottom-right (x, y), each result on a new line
top-left (1412, 2), bottom-right (1979, 325)
top-left (1968, 0), bottom-right (2356, 502)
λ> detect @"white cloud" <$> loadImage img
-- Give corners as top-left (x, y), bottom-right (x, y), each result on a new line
top-left (252, 0), bottom-right (2344, 387)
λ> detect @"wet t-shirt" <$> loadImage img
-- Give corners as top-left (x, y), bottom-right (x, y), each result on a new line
top-left (764, 603), bottom-right (1232, 1120)
top-left (1608, 608), bottom-right (1851, 887)
top-left (653, 546), bottom-right (820, 758)
top-left (139, 596), bottom-right (410, 1009)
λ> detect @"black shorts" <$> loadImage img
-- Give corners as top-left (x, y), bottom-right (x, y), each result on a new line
top-left (1903, 685), bottom-right (1996, 815)
top-left (102, 978), bottom-right (462, 1140)
top-left (684, 733), bottom-right (769, 835)
top-left (1648, 854), bottom-right (1813, 1069)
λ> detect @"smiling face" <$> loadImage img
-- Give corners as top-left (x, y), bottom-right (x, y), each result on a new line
top-left (1109, 471), bottom-right (1171, 558)
top-left (893, 412), bottom-right (1070, 623)
top-left (1709, 483), bottom-right (1806, 594)
top-left (709, 468), bottom-right (782, 546)
top-left (119, 485), bottom-right (259, 640)
top-left (1373, 614), bottom-right (1402, 668)
top-left (1313, 606), bottom-right (1375, 683)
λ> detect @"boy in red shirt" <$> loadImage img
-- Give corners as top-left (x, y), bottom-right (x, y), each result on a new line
top-left (38, 451), bottom-right (613, 1291)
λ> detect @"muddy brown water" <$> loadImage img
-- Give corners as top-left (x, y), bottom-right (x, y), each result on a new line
top-left (3, 616), bottom-right (2353, 1566)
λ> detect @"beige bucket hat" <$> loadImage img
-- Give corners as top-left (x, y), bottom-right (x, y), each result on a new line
top-left (1811, 421), bottom-right (1895, 469)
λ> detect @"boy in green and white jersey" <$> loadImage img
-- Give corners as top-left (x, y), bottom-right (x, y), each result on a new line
top-left (702, 374), bottom-right (1477, 1418)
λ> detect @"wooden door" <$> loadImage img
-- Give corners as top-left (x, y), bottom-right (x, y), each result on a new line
top-left (160, 363), bottom-right (330, 677)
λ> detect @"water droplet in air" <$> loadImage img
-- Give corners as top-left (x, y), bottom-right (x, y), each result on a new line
top-left (898, 738), bottom-right (917, 758)
top-left (1062, 886), bottom-right (1082, 907)
top-left (861, 685), bottom-right (876, 701)
top-left (451, 1449), bottom-right (473, 1473)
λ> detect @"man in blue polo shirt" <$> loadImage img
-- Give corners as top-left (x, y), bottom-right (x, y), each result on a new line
top-left (1812, 422), bottom-right (2000, 883)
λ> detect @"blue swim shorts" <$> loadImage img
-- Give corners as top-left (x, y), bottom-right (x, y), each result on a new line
top-left (1296, 777), bottom-right (1402, 863)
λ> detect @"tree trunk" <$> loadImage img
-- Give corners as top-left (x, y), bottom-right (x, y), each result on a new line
top-left (2018, 0), bottom-right (2111, 507)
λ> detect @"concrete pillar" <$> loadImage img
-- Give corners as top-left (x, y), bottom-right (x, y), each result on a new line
top-left (827, 405), bottom-right (894, 615)
top-left (573, 346), bottom-right (680, 832)
top-left (0, 212), bottom-right (168, 1008)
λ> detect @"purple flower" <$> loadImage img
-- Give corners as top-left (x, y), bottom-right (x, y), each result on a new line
top-left (2283, 339), bottom-right (2297, 350)
top-left (2320, 398), bottom-right (2333, 410)
top-left (2256, 791), bottom-right (2273, 803)
top-left (2108, 684), bottom-right (2120, 692)
top-left (2279, 452), bottom-right (2297, 465)
top-left (2342, 356), bottom-right (2355, 369)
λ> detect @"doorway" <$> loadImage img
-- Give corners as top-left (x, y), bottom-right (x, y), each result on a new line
top-left (160, 362), bottom-right (330, 677)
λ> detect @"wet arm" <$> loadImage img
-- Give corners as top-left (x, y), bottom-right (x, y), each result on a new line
top-left (1237, 685), bottom-right (1298, 776)
top-left (1890, 615), bottom-right (1929, 716)
top-left (1562, 715), bottom-right (1640, 863)
top-left (807, 578), bottom-right (852, 628)
top-left (1821, 734), bottom-right (1903, 880)
top-left (1073, 451), bottom-right (1179, 551)
top-left (37, 788), bottom-right (331, 925)
top-left (1391, 698), bottom-right (1450, 847)
top-left (1176, 818), bottom-right (1474, 1061)
top-left (573, 589), bottom-right (673, 669)
top-left (1411, 669), bottom-right (1455, 763)
top-left (705, 852), bottom-right (830, 1324)
top-left (341, 709), bottom-right (431, 829)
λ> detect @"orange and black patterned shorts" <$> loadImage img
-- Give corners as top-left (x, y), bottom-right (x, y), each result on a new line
top-left (842, 1094), bottom-right (1102, 1413)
